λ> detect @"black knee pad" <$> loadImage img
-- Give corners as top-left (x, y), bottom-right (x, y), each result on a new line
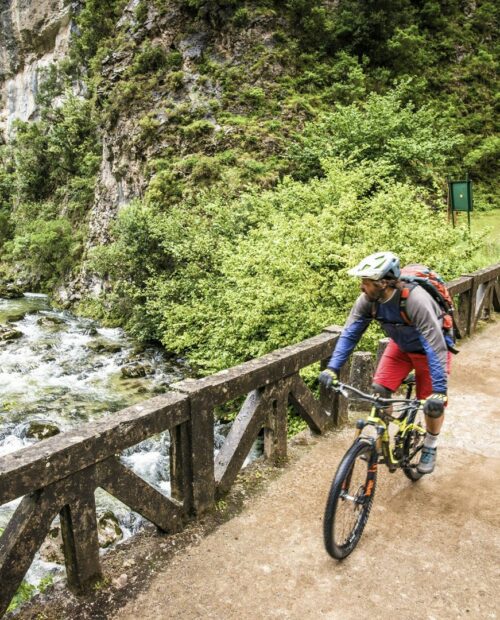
top-left (425, 408), bottom-right (444, 419)
top-left (371, 383), bottom-right (392, 398)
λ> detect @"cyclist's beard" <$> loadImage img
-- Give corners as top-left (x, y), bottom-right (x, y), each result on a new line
top-left (365, 288), bottom-right (385, 302)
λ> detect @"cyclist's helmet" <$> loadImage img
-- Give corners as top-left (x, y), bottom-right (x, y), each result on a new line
top-left (348, 251), bottom-right (401, 280)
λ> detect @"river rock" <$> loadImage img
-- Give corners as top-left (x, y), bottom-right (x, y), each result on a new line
top-left (6, 312), bottom-right (26, 323)
top-left (39, 526), bottom-right (65, 564)
top-left (25, 420), bottom-right (61, 440)
top-left (0, 325), bottom-right (23, 341)
top-left (87, 338), bottom-right (123, 353)
top-left (121, 362), bottom-right (153, 378)
top-left (37, 315), bottom-right (66, 328)
top-left (98, 511), bottom-right (124, 548)
top-left (0, 282), bottom-right (24, 299)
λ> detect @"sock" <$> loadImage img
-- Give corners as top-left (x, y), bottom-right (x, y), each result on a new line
top-left (424, 431), bottom-right (439, 449)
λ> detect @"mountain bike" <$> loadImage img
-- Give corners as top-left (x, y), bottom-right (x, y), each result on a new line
top-left (323, 375), bottom-right (425, 560)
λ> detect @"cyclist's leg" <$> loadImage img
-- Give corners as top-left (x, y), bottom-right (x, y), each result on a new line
top-left (410, 352), bottom-right (450, 434)
top-left (373, 339), bottom-right (413, 395)
top-left (410, 352), bottom-right (452, 474)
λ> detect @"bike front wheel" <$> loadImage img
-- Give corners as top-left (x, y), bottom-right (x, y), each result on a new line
top-left (402, 408), bottom-right (426, 482)
top-left (323, 440), bottom-right (377, 560)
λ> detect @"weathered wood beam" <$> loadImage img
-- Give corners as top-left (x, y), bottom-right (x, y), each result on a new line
top-left (472, 280), bottom-right (495, 330)
top-left (0, 491), bottom-right (62, 617)
top-left (171, 329), bottom-right (341, 408)
top-left (493, 281), bottom-right (500, 312)
top-left (263, 380), bottom-right (291, 466)
top-left (288, 374), bottom-right (332, 434)
top-left (0, 392), bottom-right (189, 506)
top-left (215, 389), bottom-right (268, 496)
top-left (349, 352), bottom-right (375, 412)
top-left (461, 264), bottom-right (500, 286)
top-left (97, 457), bottom-right (184, 533)
top-left (173, 391), bottom-right (215, 515)
top-left (447, 275), bottom-right (473, 296)
top-left (169, 422), bottom-right (193, 512)
top-left (60, 486), bottom-right (102, 594)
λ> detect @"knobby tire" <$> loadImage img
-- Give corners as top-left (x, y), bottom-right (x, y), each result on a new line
top-left (323, 440), bottom-right (377, 560)
top-left (402, 409), bottom-right (426, 482)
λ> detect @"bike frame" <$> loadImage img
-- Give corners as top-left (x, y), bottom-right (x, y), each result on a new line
top-left (336, 383), bottom-right (426, 473)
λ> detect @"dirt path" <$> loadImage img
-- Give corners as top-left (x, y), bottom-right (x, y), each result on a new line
top-left (113, 320), bottom-right (499, 620)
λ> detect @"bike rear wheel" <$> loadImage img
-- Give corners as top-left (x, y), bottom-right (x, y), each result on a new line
top-left (402, 408), bottom-right (426, 482)
top-left (323, 440), bottom-right (377, 560)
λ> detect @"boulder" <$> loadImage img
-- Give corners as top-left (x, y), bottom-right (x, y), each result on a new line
top-left (37, 315), bottom-right (66, 328)
top-left (121, 362), bottom-right (153, 378)
top-left (39, 526), bottom-right (64, 564)
top-left (87, 338), bottom-right (123, 354)
top-left (25, 420), bottom-right (61, 440)
top-left (0, 283), bottom-right (24, 299)
top-left (98, 511), bottom-right (123, 548)
top-left (0, 325), bottom-right (23, 341)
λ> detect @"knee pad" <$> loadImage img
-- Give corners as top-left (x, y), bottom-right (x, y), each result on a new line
top-left (371, 383), bottom-right (392, 398)
top-left (425, 408), bottom-right (444, 419)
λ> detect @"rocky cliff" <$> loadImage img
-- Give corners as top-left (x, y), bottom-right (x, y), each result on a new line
top-left (0, 0), bottom-right (72, 137)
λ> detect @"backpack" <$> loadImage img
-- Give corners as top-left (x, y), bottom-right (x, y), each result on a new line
top-left (399, 264), bottom-right (458, 354)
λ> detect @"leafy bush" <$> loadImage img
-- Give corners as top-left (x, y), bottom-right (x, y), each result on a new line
top-left (4, 216), bottom-right (77, 288)
top-left (130, 42), bottom-right (168, 75)
top-left (97, 158), bottom-right (482, 374)
top-left (287, 84), bottom-right (461, 188)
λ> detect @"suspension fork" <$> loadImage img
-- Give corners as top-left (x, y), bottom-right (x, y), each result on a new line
top-left (365, 442), bottom-right (379, 498)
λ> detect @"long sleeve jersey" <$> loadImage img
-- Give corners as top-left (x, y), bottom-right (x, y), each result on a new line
top-left (327, 285), bottom-right (449, 393)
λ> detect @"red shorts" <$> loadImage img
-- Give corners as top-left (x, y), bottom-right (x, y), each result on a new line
top-left (373, 340), bottom-right (452, 400)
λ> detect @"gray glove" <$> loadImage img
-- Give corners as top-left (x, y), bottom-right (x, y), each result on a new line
top-left (318, 369), bottom-right (339, 390)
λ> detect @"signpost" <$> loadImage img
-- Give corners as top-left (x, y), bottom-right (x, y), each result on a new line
top-left (448, 175), bottom-right (473, 230)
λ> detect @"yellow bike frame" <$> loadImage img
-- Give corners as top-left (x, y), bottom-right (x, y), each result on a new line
top-left (355, 403), bottom-right (426, 472)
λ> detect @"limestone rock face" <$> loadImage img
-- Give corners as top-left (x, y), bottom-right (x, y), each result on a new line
top-left (0, 0), bottom-right (72, 136)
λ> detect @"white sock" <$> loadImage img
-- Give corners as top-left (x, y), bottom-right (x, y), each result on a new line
top-left (424, 432), bottom-right (439, 449)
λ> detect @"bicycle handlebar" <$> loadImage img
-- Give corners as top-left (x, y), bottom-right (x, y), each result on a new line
top-left (333, 382), bottom-right (421, 408)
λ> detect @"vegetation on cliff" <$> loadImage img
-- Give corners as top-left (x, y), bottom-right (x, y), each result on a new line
top-left (0, 0), bottom-right (498, 371)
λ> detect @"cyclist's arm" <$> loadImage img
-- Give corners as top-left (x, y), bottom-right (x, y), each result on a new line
top-left (327, 294), bottom-right (372, 374)
top-left (406, 287), bottom-right (449, 393)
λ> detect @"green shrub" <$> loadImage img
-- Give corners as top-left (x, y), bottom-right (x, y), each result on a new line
top-left (100, 157), bottom-right (483, 374)
top-left (233, 7), bottom-right (250, 27)
top-left (182, 120), bottom-right (215, 138)
top-left (165, 51), bottom-right (183, 70)
top-left (130, 42), bottom-right (168, 75)
top-left (287, 84), bottom-right (461, 188)
top-left (5, 217), bottom-right (76, 288)
top-left (166, 70), bottom-right (185, 90)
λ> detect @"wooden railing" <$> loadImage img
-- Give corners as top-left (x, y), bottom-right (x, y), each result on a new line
top-left (0, 263), bottom-right (499, 616)
top-left (447, 264), bottom-right (500, 337)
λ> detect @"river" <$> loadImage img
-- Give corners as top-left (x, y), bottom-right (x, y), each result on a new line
top-left (0, 293), bottom-right (256, 594)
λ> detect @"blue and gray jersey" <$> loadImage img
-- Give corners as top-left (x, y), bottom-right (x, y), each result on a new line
top-left (328, 286), bottom-right (449, 393)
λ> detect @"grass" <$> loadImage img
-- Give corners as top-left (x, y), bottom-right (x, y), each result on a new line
top-left (468, 209), bottom-right (500, 269)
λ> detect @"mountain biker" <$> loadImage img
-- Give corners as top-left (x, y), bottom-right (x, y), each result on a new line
top-left (318, 251), bottom-right (451, 475)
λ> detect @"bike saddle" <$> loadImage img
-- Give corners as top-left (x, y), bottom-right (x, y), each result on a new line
top-left (402, 372), bottom-right (416, 385)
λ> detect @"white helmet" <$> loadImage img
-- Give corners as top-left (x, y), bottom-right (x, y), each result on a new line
top-left (348, 252), bottom-right (401, 280)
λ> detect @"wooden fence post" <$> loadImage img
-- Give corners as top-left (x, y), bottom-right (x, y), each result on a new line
top-left (349, 351), bottom-right (374, 411)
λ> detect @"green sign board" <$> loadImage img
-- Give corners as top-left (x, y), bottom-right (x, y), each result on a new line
top-left (449, 179), bottom-right (473, 212)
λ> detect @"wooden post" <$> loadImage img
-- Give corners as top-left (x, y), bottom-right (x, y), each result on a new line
top-left (60, 489), bottom-right (102, 594)
top-left (170, 422), bottom-right (193, 513)
top-left (264, 382), bottom-right (289, 467)
top-left (188, 400), bottom-right (215, 515)
top-left (57, 465), bottom-right (102, 593)
top-left (375, 338), bottom-right (390, 369)
top-left (0, 491), bottom-right (59, 617)
top-left (349, 351), bottom-right (375, 411)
